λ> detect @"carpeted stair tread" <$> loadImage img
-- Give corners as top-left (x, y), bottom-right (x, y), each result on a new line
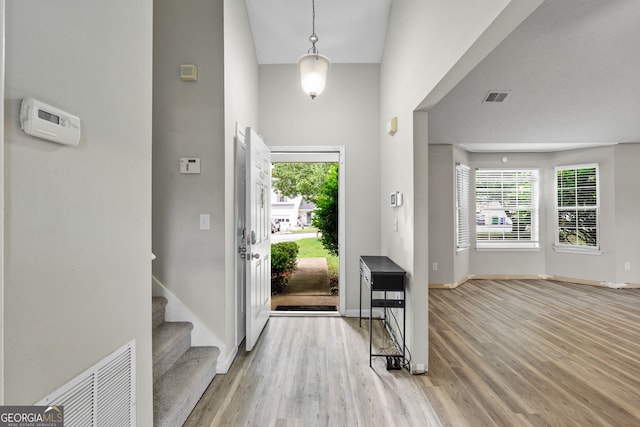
top-left (152, 321), bottom-right (193, 383)
top-left (153, 346), bottom-right (219, 427)
top-left (152, 297), bottom-right (168, 329)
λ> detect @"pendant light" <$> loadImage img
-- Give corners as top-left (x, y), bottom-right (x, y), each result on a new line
top-left (298, 0), bottom-right (331, 99)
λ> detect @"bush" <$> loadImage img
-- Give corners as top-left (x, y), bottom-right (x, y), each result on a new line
top-left (312, 164), bottom-right (339, 256)
top-left (271, 241), bottom-right (299, 294)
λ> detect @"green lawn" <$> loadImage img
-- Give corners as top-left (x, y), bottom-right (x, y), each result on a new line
top-left (290, 226), bottom-right (318, 234)
top-left (295, 237), bottom-right (338, 276)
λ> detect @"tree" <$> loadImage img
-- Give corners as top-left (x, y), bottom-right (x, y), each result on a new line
top-left (272, 163), bottom-right (334, 203)
top-left (312, 164), bottom-right (339, 256)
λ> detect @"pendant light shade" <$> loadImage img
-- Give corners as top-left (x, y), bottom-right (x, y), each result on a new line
top-left (298, 53), bottom-right (331, 99)
top-left (299, 0), bottom-right (330, 99)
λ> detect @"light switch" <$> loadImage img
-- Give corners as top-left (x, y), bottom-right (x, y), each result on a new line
top-left (199, 214), bottom-right (210, 230)
top-left (180, 158), bottom-right (201, 174)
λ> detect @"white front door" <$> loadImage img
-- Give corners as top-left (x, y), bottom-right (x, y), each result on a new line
top-left (245, 127), bottom-right (271, 351)
top-left (235, 127), bottom-right (247, 347)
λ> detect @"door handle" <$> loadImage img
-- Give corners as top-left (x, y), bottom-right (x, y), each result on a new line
top-left (249, 253), bottom-right (260, 260)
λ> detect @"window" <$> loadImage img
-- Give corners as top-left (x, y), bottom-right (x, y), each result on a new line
top-left (555, 164), bottom-right (599, 251)
top-left (475, 169), bottom-right (539, 249)
top-left (456, 164), bottom-right (470, 249)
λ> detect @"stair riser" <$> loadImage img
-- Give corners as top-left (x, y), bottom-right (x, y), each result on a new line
top-left (152, 297), bottom-right (168, 329)
top-left (153, 347), bottom-right (219, 427)
top-left (153, 324), bottom-right (192, 383)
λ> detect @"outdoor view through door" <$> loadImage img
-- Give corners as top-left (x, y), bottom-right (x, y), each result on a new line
top-left (270, 162), bottom-right (340, 313)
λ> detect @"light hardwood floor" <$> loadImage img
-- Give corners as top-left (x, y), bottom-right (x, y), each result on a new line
top-left (186, 279), bottom-right (640, 426)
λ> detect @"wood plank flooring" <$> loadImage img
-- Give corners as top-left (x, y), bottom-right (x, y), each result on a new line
top-left (186, 279), bottom-right (640, 427)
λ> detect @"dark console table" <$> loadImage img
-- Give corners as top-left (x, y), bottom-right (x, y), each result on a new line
top-left (359, 256), bottom-right (406, 368)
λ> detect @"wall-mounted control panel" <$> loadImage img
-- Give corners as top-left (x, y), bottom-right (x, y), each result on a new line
top-left (20, 98), bottom-right (81, 146)
top-left (180, 157), bottom-right (201, 174)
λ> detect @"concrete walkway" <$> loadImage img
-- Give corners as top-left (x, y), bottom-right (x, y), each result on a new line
top-left (271, 257), bottom-right (338, 310)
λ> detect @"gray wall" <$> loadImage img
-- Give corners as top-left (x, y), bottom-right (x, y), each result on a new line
top-left (613, 144), bottom-right (640, 284)
top-left (153, 0), bottom-right (226, 346)
top-left (428, 145), bottom-right (471, 285)
top-left (258, 64), bottom-right (381, 315)
top-left (428, 144), bottom-right (640, 286)
top-left (380, 0), bottom-right (534, 367)
top-left (428, 145), bottom-right (455, 284)
top-left (5, 1), bottom-right (153, 421)
top-left (153, 0), bottom-right (259, 367)
top-left (545, 146), bottom-right (617, 282)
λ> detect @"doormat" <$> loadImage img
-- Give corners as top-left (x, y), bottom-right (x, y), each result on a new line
top-left (275, 305), bottom-right (337, 312)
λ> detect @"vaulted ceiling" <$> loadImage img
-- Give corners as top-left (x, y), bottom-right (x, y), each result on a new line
top-left (246, 0), bottom-right (640, 152)
top-left (245, 0), bottom-right (391, 64)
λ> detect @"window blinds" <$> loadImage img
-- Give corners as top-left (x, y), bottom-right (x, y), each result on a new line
top-left (456, 164), bottom-right (470, 249)
top-left (555, 164), bottom-right (599, 249)
top-left (475, 169), bottom-right (539, 248)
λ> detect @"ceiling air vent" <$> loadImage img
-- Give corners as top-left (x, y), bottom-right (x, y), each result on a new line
top-left (483, 91), bottom-right (510, 103)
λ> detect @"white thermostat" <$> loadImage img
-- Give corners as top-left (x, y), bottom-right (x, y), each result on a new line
top-left (180, 158), bottom-right (201, 174)
top-left (20, 98), bottom-right (81, 146)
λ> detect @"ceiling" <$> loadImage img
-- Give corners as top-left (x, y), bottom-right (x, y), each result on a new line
top-left (245, 0), bottom-right (391, 64)
top-left (246, 0), bottom-right (640, 152)
top-left (428, 0), bottom-right (640, 152)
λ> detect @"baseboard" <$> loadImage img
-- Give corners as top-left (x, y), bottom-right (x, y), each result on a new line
top-left (216, 345), bottom-right (238, 375)
top-left (344, 308), bottom-right (384, 318)
top-left (152, 275), bottom-right (227, 357)
top-left (550, 275), bottom-right (640, 289)
top-left (429, 276), bottom-right (471, 289)
top-left (430, 274), bottom-right (640, 290)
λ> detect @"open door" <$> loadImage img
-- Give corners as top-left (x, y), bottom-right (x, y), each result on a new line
top-left (244, 127), bottom-right (271, 351)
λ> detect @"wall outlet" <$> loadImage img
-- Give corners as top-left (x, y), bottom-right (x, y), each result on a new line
top-left (432, 263), bottom-right (438, 271)
top-left (625, 262), bottom-right (631, 271)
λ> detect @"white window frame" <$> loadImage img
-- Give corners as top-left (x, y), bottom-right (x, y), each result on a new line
top-left (554, 163), bottom-right (600, 254)
top-left (455, 164), bottom-right (470, 251)
top-left (475, 168), bottom-right (540, 250)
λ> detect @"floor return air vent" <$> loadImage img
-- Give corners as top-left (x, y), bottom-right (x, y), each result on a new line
top-left (37, 340), bottom-right (136, 427)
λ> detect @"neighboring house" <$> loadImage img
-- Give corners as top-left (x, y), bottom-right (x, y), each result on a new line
top-left (271, 191), bottom-right (315, 231)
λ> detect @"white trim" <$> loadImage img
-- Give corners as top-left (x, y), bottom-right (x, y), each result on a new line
top-left (476, 243), bottom-right (540, 251)
top-left (151, 276), bottom-right (231, 373)
top-left (430, 274), bottom-right (640, 289)
top-left (269, 145), bottom-right (347, 316)
top-left (554, 163), bottom-right (600, 250)
top-left (552, 244), bottom-right (603, 255)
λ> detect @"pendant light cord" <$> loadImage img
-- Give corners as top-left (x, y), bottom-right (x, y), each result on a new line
top-left (309, 0), bottom-right (319, 54)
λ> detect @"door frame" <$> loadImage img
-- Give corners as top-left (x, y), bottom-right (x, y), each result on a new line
top-left (269, 146), bottom-right (346, 315)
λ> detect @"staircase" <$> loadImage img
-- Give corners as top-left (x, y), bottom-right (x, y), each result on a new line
top-left (152, 297), bottom-right (219, 427)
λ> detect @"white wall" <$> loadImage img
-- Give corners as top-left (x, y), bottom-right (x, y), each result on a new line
top-left (5, 1), bottom-right (153, 422)
top-left (258, 64), bottom-right (381, 315)
top-left (380, 0), bottom-right (538, 369)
